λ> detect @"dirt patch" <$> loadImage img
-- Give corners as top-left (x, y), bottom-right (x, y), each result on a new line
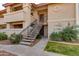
top-left (50, 41), bottom-right (79, 45)
top-left (0, 50), bottom-right (17, 56)
top-left (0, 40), bottom-right (12, 45)
top-left (50, 39), bottom-right (79, 44)
top-left (69, 40), bottom-right (79, 43)
top-left (63, 40), bottom-right (79, 44)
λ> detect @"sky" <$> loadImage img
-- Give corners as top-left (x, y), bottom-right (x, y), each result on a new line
top-left (0, 3), bottom-right (5, 10)
top-left (0, 3), bottom-right (40, 10)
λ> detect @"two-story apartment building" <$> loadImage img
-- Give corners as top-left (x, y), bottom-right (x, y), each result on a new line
top-left (0, 3), bottom-right (76, 39)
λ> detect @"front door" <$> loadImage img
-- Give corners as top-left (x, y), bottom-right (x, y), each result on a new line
top-left (39, 14), bottom-right (44, 24)
top-left (40, 26), bottom-right (44, 37)
top-left (39, 14), bottom-right (48, 37)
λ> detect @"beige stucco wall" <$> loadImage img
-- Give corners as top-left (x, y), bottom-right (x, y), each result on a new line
top-left (48, 3), bottom-right (76, 37)
top-left (76, 4), bottom-right (79, 26)
top-left (5, 3), bottom-right (32, 29)
top-left (23, 3), bottom-right (32, 28)
top-left (32, 9), bottom-right (39, 22)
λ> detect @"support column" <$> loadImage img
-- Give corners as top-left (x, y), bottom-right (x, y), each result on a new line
top-left (7, 23), bottom-right (10, 29)
top-left (76, 3), bottom-right (79, 38)
top-left (76, 4), bottom-right (79, 26)
top-left (23, 3), bottom-right (31, 28)
top-left (6, 6), bottom-right (11, 14)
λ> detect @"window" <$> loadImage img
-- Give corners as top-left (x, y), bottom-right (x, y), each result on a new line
top-left (10, 22), bottom-right (23, 29)
top-left (12, 24), bottom-right (23, 28)
top-left (11, 6), bottom-right (23, 12)
top-left (0, 24), bottom-right (6, 29)
top-left (0, 14), bottom-right (4, 18)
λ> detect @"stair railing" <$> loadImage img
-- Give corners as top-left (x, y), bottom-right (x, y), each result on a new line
top-left (19, 19), bottom-right (37, 36)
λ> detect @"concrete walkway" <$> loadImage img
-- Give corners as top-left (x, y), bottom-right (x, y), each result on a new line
top-left (0, 38), bottom-right (63, 56)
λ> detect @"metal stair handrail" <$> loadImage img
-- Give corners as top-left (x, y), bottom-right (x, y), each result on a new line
top-left (19, 19), bottom-right (37, 34)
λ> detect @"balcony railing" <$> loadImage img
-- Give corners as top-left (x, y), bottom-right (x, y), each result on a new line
top-left (0, 29), bottom-right (23, 36)
top-left (4, 10), bottom-right (25, 23)
top-left (0, 18), bottom-right (6, 24)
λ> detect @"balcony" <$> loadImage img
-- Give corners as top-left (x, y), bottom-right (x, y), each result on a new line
top-left (4, 10), bottom-right (25, 23)
top-left (0, 18), bottom-right (6, 24)
top-left (11, 5), bottom-right (23, 12)
top-left (0, 29), bottom-right (23, 36)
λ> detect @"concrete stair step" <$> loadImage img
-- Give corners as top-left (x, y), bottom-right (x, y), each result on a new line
top-left (20, 42), bottom-right (32, 46)
top-left (20, 23), bottom-right (43, 46)
top-left (23, 37), bottom-right (34, 40)
top-left (22, 39), bottom-right (34, 42)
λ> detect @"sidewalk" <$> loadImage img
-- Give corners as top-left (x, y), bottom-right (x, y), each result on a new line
top-left (0, 38), bottom-right (63, 56)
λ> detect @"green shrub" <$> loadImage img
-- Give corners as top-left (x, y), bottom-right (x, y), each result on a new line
top-left (0, 32), bottom-right (8, 40)
top-left (62, 26), bottom-right (77, 41)
top-left (36, 34), bottom-right (42, 39)
top-left (50, 26), bottom-right (77, 41)
top-left (50, 32), bottom-right (62, 41)
top-left (9, 33), bottom-right (23, 44)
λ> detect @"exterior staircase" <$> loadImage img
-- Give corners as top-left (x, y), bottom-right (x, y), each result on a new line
top-left (20, 20), bottom-right (42, 46)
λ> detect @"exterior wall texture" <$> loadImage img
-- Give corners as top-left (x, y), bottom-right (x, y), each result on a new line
top-left (0, 3), bottom-right (32, 36)
top-left (0, 3), bottom-right (76, 37)
top-left (48, 3), bottom-right (76, 37)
